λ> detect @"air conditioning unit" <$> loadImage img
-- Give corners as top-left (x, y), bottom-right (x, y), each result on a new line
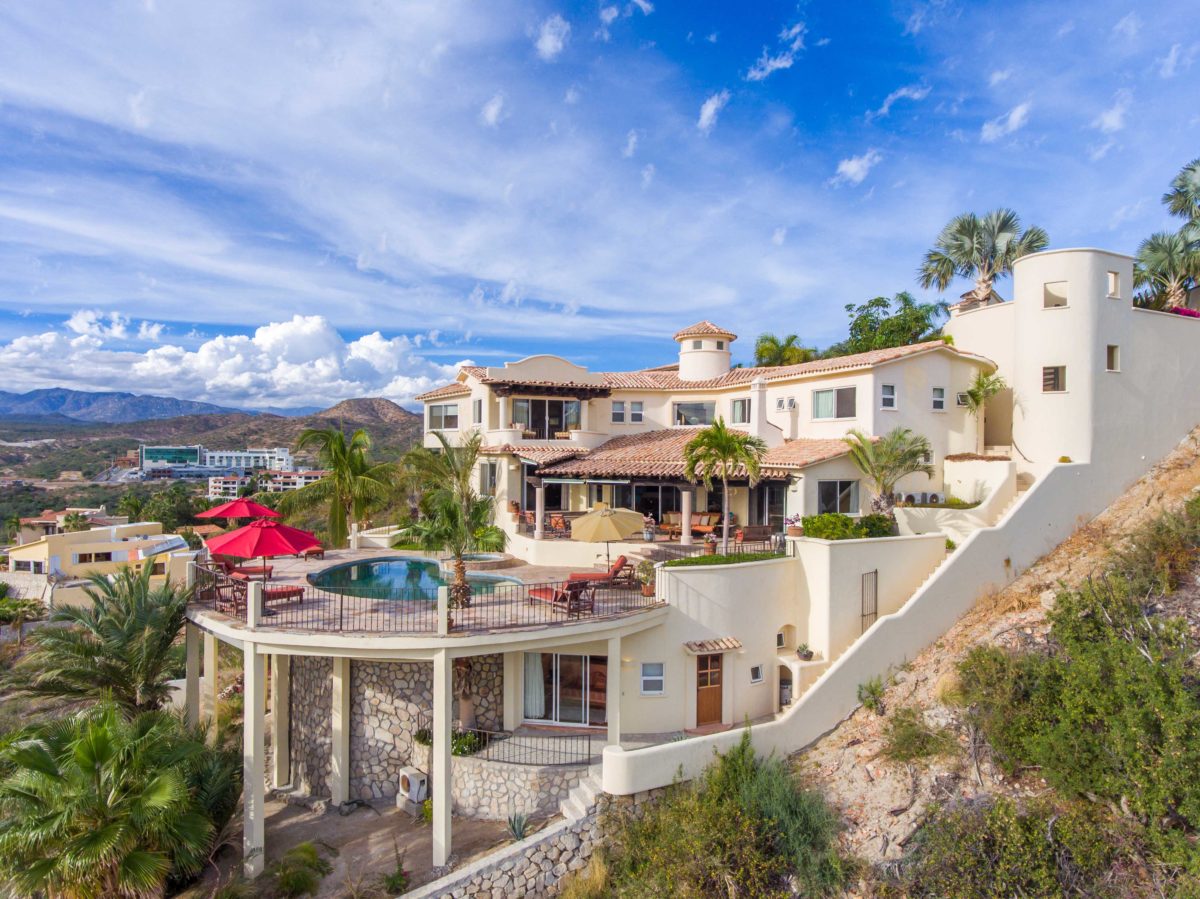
top-left (397, 767), bottom-right (428, 803)
top-left (785, 397), bottom-right (797, 410)
top-left (927, 493), bottom-right (942, 505)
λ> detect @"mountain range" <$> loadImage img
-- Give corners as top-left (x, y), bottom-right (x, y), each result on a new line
top-left (0, 388), bottom-right (245, 423)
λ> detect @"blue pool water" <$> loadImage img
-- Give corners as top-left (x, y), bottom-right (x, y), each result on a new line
top-left (308, 556), bottom-right (521, 600)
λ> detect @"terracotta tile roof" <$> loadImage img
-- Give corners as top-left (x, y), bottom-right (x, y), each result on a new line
top-left (481, 443), bottom-right (586, 466)
top-left (532, 430), bottom-right (849, 480)
top-left (673, 321), bottom-right (738, 341)
top-left (684, 637), bottom-right (743, 654)
top-left (183, 524), bottom-right (225, 537)
top-left (414, 381), bottom-right (471, 401)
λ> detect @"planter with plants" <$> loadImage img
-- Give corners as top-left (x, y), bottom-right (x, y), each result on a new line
top-left (784, 513), bottom-right (804, 537)
top-left (796, 642), bottom-right (814, 661)
top-left (636, 559), bottom-right (657, 597)
top-left (703, 533), bottom-right (718, 554)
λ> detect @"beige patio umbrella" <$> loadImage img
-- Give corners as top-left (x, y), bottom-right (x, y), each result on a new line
top-left (570, 504), bottom-right (644, 565)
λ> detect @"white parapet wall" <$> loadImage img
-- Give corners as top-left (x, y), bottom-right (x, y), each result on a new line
top-left (894, 458), bottom-right (1018, 541)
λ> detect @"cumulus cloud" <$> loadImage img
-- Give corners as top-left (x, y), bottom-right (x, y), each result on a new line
top-left (1092, 89), bottom-right (1131, 134)
top-left (535, 14), bottom-right (570, 61)
top-left (479, 93), bottom-right (507, 127)
top-left (697, 89), bottom-right (731, 134)
top-left (746, 22), bottom-right (806, 81)
top-left (829, 149), bottom-right (882, 186)
top-left (0, 313), bottom-right (465, 409)
top-left (621, 129), bottom-right (638, 158)
top-left (980, 101), bottom-right (1031, 142)
top-left (866, 83), bottom-right (930, 120)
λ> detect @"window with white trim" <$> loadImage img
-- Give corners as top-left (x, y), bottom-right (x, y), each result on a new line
top-left (956, 392), bottom-right (969, 407)
top-left (812, 386), bottom-right (856, 420)
top-left (479, 460), bottom-right (498, 496)
top-left (932, 387), bottom-right (946, 411)
top-left (716, 340), bottom-right (725, 350)
top-left (429, 403), bottom-right (459, 430)
top-left (640, 662), bottom-right (665, 695)
top-left (472, 398), bottom-right (483, 425)
top-left (1107, 271), bottom-right (1120, 298)
top-left (749, 665), bottom-right (764, 684)
top-left (817, 479), bottom-right (859, 514)
top-left (692, 340), bottom-right (703, 350)
top-left (630, 401), bottom-right (644, 423)
top-left (674, 402), bottom-right (716, 426)
top-left (880, 384), bottom-right (896, 410)
top-left (730, 398), bottom-right (751, 424)
top-left (612, 401), bottom-right (626, 423)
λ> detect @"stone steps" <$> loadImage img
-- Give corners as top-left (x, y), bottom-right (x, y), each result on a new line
top-left (559, 766), bottom-right (603, 823)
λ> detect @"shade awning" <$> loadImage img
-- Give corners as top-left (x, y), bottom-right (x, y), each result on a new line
top-left (683, 637), bottom-right (744, 654)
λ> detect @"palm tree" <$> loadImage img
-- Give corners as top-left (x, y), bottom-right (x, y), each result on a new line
top-left (117, 492), bottom-right (145, 522)
top-left (0, 594), bottom-right (45, 646)
top-left (278, 427), bottom-right (396, 547)
top-left (1134, 231), bottom-right (1199, 309)
top-left (683, 418), bottom-right (769, 554)
top-left (3, 513), bottom-right (21, 542)
top-left (1163, 156), bottom-right (1200, 238)
top-left (61, 511), bottom-right (90, 533)
top-left (843, 428), bottom-right (934, 515)
top-left (963, 370), bottom-right (1007, 452)
top-left (0, 705), bottom-right (213, 897)
top-left (754, 333), bottom-right (817, 367)
top-left (10, 565), bottom-right (190, 714)
top-left (918, 208), bottom-right (1049, 307)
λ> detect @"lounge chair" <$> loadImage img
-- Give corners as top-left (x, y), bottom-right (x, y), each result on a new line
top-left (263, 584), bottom-right (304, 605)
top-left (528, 581), bottom-right (596, 618)
top-left (214, 556), bottom-right (273, 580)
top-left (566, 555), bottom-right (635, 587)
top-left (300, 546), bottom-right (325, 560)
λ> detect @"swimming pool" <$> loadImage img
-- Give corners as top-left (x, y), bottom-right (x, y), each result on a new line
top-left (308, 556), bottom-right (522, 601)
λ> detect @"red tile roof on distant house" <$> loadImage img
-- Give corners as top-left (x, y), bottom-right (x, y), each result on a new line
top-left (673, 321), bottom-right (738, 341)
top-left (414, 381), bottom-right (472, 401)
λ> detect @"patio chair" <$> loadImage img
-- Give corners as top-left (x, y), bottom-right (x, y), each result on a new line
top-left (735, 525), bottom-right (773, 543)
top-left (528, 581), bottom-right (596, 618)
top-left (214, 556), bottom-right (274, 580)
top-left (263, 584), bottom-right (305, 605)
top-left (300, 545), bottom-right (325, 560)
top-left (566, 555), bottom-right (635, 587)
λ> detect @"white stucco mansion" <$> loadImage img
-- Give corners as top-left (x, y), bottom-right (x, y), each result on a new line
top-left (178, 247), bottom-right (1200, 880)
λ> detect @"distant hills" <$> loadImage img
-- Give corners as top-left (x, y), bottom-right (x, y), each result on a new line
top-left (0, 388), bottom-right (241, 423)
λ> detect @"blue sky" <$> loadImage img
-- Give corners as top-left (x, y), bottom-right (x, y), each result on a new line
top-left (0, 0), bottom-right (1195, 410)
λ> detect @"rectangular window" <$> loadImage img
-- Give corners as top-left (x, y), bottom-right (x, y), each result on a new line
top-left (775, 397), bottom-right (785, 411)
top-left (692, 340), bottom-right (702, 350)
top-left (1043, 281), bottom-right (1069, 308)
top-left (776, 631), bottom-right (785, 648)
top-left (611, 401), bottom-right (625, 423)
top-left (730, 398), bottom-right (751, 424)
top-left (716, 340), bottom-right (725, 350)
top-left (429, 403), bottom-right (459, 430)
top-left (932, 387), bottom-right (946, 411)
top-left (880, 384), bottom-right (896, 410)
top-left (749, 664), bottom-right (764, 684)
top-left (673, 402), bottom-right (716, 426)
top-left (1042, 366), bottom-right (1067, 392)
top-left (817, 479), bottom-right (859, 514)
top-left (1107, 271), bottom-right (1120, 298)
top-left (472, 398), bottom-right (483, 425)
top-left (1106, 345), bottom-right (1120, 371)
top-left (94, 552), bottom-right (112, 562)
top-left (956, 392), bottom-right (970, 407)
top-left (479, 461), bottom-right (498, 496)
top-left (812, 386), bottom-right (856, 420)
top-left (640, 662), bottom-right (665, 696)
top-left (13, 560), bottom-right (32, 572)
top-left (630, 401), bottom-right (644, 423)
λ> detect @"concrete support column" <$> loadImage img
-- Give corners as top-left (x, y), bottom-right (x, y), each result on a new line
top-left (203, 633), bottom-right (219, 738)
top-left (247, 581), bottom-right (263, 629)
top-left (270, 654), bottom-right (291, 788)
top-left (533, 483), bottom-right (546, 540)
top-left (184, 622), bottom-right (201, 729)
top-left (502, 651), bottom-right (521, 732)
top-left (432, 649), bottom-right (453, 867)
top-left (330, 656), bottom-right (351, 806)
top-left (680, 488), bottom-right (694, 546)
top-left (580, 398), bottom-right (590, 431)
top-left (498, 395), bottom-right (510, 429)
top-left (606, 636), bottom-right (621, 747)
top-left (242, 645), bottom-right (266, 879)
top-left (349, 523), bottom-right (360, 551)
top-left (721, 652), bottom-right (735, 727)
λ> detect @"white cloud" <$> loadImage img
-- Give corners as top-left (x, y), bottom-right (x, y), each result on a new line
top-left (771, 227), bottom-right (787, 246)
top-left (980, 101), bottom-right (1031, 142)
top-left (706, 32), bottom-right (718, 43)
top-left (1158, 44), bottom-right (1195, 78)
top-left (137, 320), bottom-right (165, 341)
top-left (621, 129), bottom-right (638, 158)
top-left (746, 22), bottom-right (806, 81)
top-left (640, 163), bottom-right (655, 187)
top-left (66, 309), bottom-right (130, 339)
top-left (829, 149), bottom-right (882, 186)
top-left (1089, 139), bottom-right (1115, 161)
top-left (815, 37), bottom-right (831, 47)
top-left (479, 93), bottom-right (507, 127)
top-left (563, 85), bottom-right (581, 104)
top-left (629, 0), bottom-right (653, 14)
top-left (697, 89), bottom-right (730, 135)
top-left (866, 83), bottom-right (930, 120)
top-left (128, 89), bottom-right (151, 129)
top-left (903, 0), bottom-right (952, 36)
top-left (1092, 89), bottom-right (1131, 134)
top-left (535, 13), bottom-right (570, 61)
top-left (1112, 11), bottom-right (1140, 39)
top-left (988, 68), bottom-right (1012, 87)
top-left (1056, 20), bottom-right (1075, 37)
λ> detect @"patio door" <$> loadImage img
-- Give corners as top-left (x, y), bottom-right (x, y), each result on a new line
top-left (523, 652), bottom-right (608, 727)
top-left (696, 654), bottom-right (723, 726)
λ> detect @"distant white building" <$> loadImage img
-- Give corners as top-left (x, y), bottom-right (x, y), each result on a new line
top-left (206, 468), bottom-right (327, 499)
top-left (140, 444), bottom-right (294, 477)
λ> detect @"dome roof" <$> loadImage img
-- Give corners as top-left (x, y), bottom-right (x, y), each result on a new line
top-left (672, 321), bottom-right (737, 342)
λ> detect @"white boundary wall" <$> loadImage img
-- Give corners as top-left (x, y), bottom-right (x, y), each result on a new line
top-left (894, 459), bottom-right (1017, 541)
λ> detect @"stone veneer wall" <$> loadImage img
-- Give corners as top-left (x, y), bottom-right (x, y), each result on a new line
top-left (411, 743), bottom-right (585, 819)
top-left (289, 656), bottom-right (332, 797)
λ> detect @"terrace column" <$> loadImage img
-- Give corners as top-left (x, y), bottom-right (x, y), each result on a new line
top-left (498, 395), bottom-right (510, 429)
top-left (203, 633), bottom-right (220, 739)
top-left (431, 649), bottom-right (453, 867)
top-left (502, 651), bottom-right (522, 731)
top-left (271, 654), bottom-right (291, 788)
top-left (330, 656), bottom-right (351, 806)
top-left (579, 398), bottom-right (590, 431)
top-left (606, 636), bottom-right (621, 747)
top-left (184, 623), bottom-right (201, 729)
top-left (242, 644), bottom-right (267, 878)
top-left (533, 481), bottom-right (546, 540)
top-left (679, 487), bottom-right (694, 546)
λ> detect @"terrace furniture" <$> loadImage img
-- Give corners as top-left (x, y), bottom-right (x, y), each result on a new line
top-left (263, 584), bottom-right (305, 605)
top-left (213, 556), bottom-right (274, 580)
top-left (301, 546), bottom-right (325, 560)
top-left (547, 514), bottom-right (569, 537)
top-left (659, 512), bottom-right (727, 539)
top-left (566, 555), bottom-right (635, 587)
top-left (735, 525), bottom-right (773, 543)
top-left (528, 581), bottom-right (596, 618)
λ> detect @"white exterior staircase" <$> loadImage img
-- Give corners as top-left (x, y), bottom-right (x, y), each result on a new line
top-left (559, 765), bottom-right (603, 823)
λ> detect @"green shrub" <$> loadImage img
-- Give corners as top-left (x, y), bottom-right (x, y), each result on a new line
top-left (380, 839), bottom-right (409, 893)
top-left (663, 551), bottom-right (780, 568)
top-left (945, 538), bottom-right (957, 551)
top-left (420, 798), bottom-right (433, 824)
top-left (507, 811), bottom-right (530, 841)
top-left (559, 853), bottom-right (610, 899)
top-left (413, 727), bottom-right (431, 746)
top-left (857, 676), bottom-right (886, 715)
top-left (452, 730), bottom-right (483, 756)
top-left (882, 707), bottom-right (957, 761)
top-left (271, 842), bottom-right (332, 897)
top-left (801, 513), bottom-right (893, 540)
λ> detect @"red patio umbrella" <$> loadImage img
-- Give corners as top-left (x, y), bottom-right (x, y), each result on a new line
top-left (197, 498), bottom-right (280, 520)
top-left (205, 519), bottom-right (321, 579)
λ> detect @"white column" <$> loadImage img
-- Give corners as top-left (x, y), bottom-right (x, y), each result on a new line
top-left (242, 644), bottom-right (266, 878)
top-left (330, 656), bottom-right (351, 806)
top-left (498, 395), bottom-right (510, 429)
top-left (721, 652), bottom-right (734, 727)
top-left (203, 633), bottom-right (219, 738)
top-left (184, 623), bottom-right (201, 729)
top-left (580, 398), bottom-right (590, 431)
top-left (533, 483), bottom-right (546, 540)
top-left (247, 581), bottom-right (263, 629)
top-left (432, 649), bottom-right (453, 867)
top-left (680, 488), bottom-right (694, 546)
top-left (502, 651), bottom-right (521, 732)
top-left (606, 636), bottom-right (621, 747)
top-left (271, 654), bottom-right (291, 788)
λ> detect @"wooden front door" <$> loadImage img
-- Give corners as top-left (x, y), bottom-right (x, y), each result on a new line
top-left (696, 654), bottom-right (723, 726)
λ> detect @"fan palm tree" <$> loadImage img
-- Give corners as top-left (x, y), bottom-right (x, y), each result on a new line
top-left (683, 418), bottom-right (769, 554)
top-left (918, 208), bottom-right (1049, 307)
top-left (753, 333), bottom-right (817, 367)
top-left (1134, 231), bottom-right (1200, 309)
top-left (0, 705), bottom-right (213, 897)
top-left (10, 564), bottom-right (190, 714)
top-left (1163, 156), bottom-right (1200, 238)
top-left (117, 492), bottom-right (146, 523)
top-left (843, 428), bottom-right (934, 515)
top-left (278, 427), bottom-right (396, 547)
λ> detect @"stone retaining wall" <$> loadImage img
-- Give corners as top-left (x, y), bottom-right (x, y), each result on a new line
top-left (411, 742), bottom-right (585, 819)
